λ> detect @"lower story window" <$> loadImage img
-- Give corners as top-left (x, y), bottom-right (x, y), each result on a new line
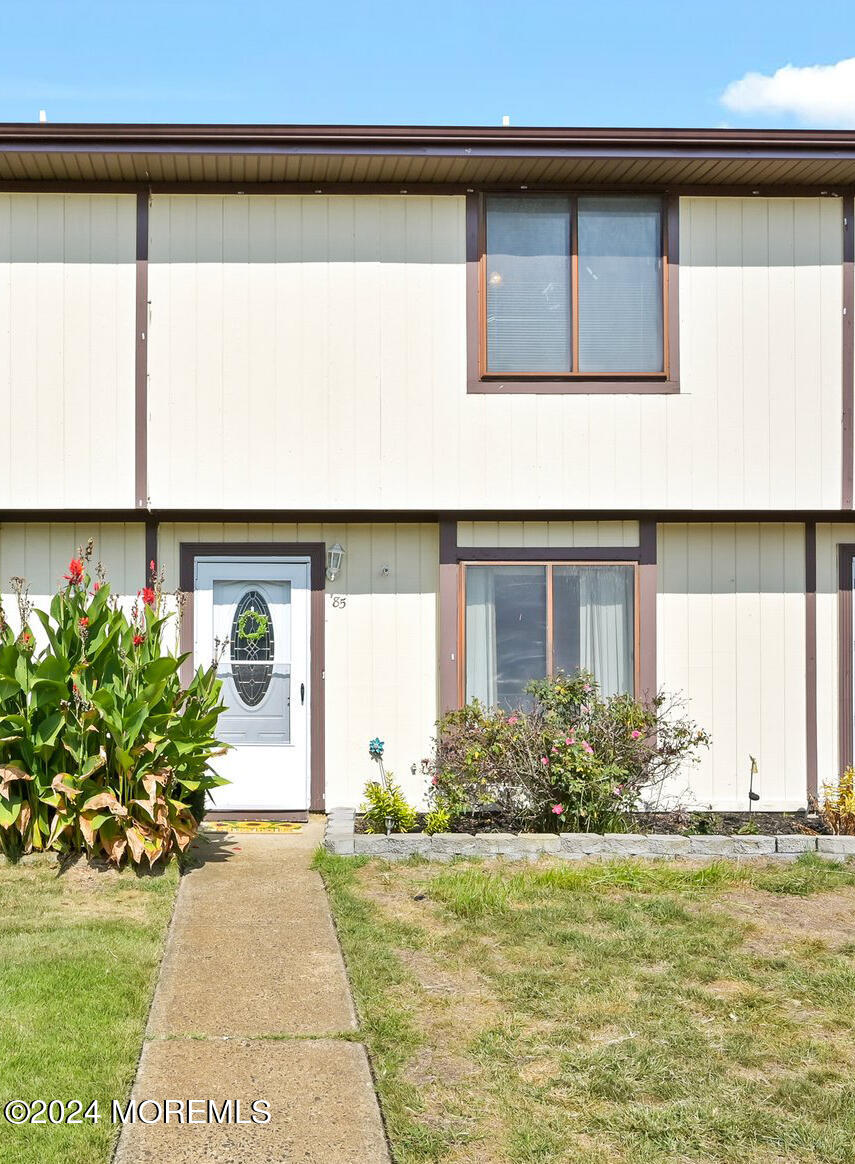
top-left (463, 562), bottom-right (636, 709)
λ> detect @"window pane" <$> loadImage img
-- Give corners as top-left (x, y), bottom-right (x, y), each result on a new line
top-left (577, 197), bottom-right (663, 374)
top-left (465, 566), bottom-right (547, 709)
top-left (553, 565), bottom-right (635, 696)
top-left (485, 196), bottom-right (571, 374)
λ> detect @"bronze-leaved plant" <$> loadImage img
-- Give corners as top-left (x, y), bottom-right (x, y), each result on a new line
top-left (0, 544), bottom-right (227, 867)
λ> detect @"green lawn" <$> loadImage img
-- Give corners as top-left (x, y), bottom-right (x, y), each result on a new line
top-left (0, 857), bottom-right (178, 1164)
top-left (316, 850), bottom-right (855, 1164)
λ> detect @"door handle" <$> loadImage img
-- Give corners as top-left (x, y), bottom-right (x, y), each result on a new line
top-left (300, 682), bottom-right (305, 705)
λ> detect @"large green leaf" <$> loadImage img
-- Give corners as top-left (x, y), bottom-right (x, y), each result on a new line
top-left (142, 656), bottom-right (180, 684)
top-left (34, 711), bottom-right (63, 749)
top-left (0, 793), bottom-right (22, 827)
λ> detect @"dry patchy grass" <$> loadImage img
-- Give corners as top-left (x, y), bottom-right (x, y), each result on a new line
top-left (316, 850), bottom-right (855, 1164)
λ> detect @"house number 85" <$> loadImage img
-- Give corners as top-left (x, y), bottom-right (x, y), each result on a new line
top-left (331, 595), bottom-right (347, 609)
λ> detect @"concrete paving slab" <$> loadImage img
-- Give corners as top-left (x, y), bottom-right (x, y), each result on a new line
top-left (147, 918), bottom-right (357, 1036)
top-left (148, 818), bottom-right (355, 1037)
top-left (113, 1038), bottom-right (389, 1164)
top-left (117, 815), bottom-right (390, 1161)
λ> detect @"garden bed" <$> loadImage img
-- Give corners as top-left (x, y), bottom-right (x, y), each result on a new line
top-left (328, 809), bottom-right (853, 861)
top-left (352, 808), bottom-right (821, 836)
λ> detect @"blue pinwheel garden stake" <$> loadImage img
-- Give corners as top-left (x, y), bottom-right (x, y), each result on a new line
top-left (368, 737), bottom-right (388, 788)
top-left (369, 737), bottom-right (392, 835)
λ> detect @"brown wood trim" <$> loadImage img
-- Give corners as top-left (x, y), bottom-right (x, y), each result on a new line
top-left (178, 541), bottom-right (326, 812)
top-left (145, 519), bottom-right (158, 587)
top-left (839, 544), bottom-right (855, 776)
top-left (467, 193), bottom-right (679, 394)
top-left (805, 522), bottom-right (818, 799)
top-left (7, 507), bottom-right (855, 524)
top-left (438, 520), bottom-right (459, 714)
top-left (135, 192), bottom-right (149, 509)
top-left (844, 196), bottom-right (854, 509)
top-left (1, 180), bottom-right (852, 199)
top-left (457, 544), bottom-right (645, 561)
top-left (638, 520), bottom-right (657, 703)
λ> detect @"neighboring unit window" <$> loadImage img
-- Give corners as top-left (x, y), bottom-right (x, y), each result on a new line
top-left (483, 195), bottom-right (664, 376)
top-left (464, 563), bottom-right (636, 710)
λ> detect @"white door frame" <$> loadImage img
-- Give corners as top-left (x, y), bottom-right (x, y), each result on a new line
top-left (180, 542), bottom-right (325, 816)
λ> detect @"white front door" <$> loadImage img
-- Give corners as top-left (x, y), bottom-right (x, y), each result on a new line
top-left (194, 557), bottom-right (311, 812)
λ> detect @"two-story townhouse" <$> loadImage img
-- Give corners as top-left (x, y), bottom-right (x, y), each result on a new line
top-left (1, 122), bottom-right (853, 819)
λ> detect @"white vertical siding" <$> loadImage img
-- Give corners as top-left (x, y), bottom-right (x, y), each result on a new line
top-left (0, 194), bottom-right (136, 507)
top-left (658, 523), bottom-right (806, 810)
top-left (147, 193), bottom-right (842, 512)
top-left (157, 522), bottom-right (438, 807)
top-left (0, 523), bottom-right (145, 623)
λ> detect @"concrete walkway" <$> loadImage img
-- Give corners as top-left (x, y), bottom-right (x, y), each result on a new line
top-left (115, 817), bottom-right (390, 1164)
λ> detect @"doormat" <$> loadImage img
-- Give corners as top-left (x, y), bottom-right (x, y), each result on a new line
top-left (203, 821), bottom-right (304, 834)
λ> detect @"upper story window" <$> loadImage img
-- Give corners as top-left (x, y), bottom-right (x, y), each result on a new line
top-left (468, 193), bottom-right (678, 393)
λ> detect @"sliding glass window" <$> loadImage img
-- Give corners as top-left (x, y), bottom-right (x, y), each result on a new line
top-left (464, 563), bottom-right (636, 710)
top-left (483, 195), bottom-right (665, 376)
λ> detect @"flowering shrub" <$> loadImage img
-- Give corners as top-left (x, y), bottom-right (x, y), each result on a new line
top-left (0, 543), bottom-right (227, 867)
top-left (426, 671), bottom-right (709, 833)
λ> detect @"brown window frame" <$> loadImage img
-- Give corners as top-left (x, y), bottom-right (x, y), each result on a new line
top-left (457, 559), bottom-right (641, 706)
top-left (466, 192), bottom-right (680, 395)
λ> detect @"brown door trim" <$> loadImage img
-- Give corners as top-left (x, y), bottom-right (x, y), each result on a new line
top-left (805, 522), bottom-right (818, 799)
top-left (839, 544), bottom-right (855, 777)
top-left (844, 197), bottom-right (854, 509)
top-left (178, 541), bottom-right (326, 812)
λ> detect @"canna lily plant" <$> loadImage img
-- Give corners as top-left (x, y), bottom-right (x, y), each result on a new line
top-left (0, 542), bottom-right (228, 867)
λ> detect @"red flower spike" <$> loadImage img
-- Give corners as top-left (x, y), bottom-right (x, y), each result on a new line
top-left (64, 558), bottom-right (85, 585)
top-left (139, 587), bottom-right (156, 608)
top-left (133, 633), bottom-right (144, 646)
top-left (79, 617), bottom-right (89, 629)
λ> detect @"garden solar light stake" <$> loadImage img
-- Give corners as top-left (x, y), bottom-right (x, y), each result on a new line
top-left (748, 755), bottom-right (760, 812)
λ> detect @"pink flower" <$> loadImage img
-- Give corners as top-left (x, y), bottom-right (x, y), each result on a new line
top-left (583, 683), bottom-right (591, 692)
top-left (508, 716), bottom-right (519, 725)
top-left (551, 746), bottom-right (558, 754)
top-left (565, 737), bottom-right (574, 745)
top-left (431, 775), bottom-right (438, 786)
top-left (631, 729), bottom-right (642, 740)
top-left (582, 741), bottom-right (594, 755)
top-left (541, 756), bottom-right (549, 766)
top-left (551, 804), bottom-right (564, 815)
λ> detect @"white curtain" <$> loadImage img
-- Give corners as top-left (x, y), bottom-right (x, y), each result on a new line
top-left (578, 567), bottom-right (634, 696)
top-left (465, 567), bottom-right (497, 706)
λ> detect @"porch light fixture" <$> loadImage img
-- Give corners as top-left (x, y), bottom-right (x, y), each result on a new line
top-left (326, 543), bottom-right (345, 582)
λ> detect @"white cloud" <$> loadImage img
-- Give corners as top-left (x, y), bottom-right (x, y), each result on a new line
top-left (721, 57), bottom-right (855, 127)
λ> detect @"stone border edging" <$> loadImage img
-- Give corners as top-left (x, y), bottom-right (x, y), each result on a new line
top-left (324, 809), bottom-right (855, 860)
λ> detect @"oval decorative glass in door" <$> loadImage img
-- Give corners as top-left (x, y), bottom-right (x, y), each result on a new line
top-left (229, 589), bottom-right (275, 708)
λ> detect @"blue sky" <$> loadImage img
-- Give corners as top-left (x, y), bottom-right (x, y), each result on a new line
top-left (2, 0), bottom-right (855, 127)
